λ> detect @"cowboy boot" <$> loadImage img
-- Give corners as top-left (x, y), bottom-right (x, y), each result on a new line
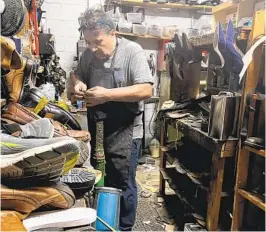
top-left (1, 36), bottom-right (22, 70)
top-left (3, 58), bottom-right (33, 102)
top-left (1, 182), bottom-right (76, 216)
top-left (1, 211), bottom-right (27, 231)
top-left (20, 88), bottom-right (81, 130)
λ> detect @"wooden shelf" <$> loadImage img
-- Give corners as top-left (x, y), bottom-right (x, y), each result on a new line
top-left (120, 0), bottom-right (213, 10)
top-left (212, 1), bottom-right (237, 13)
top-left (244, 145), bottom-right (265, 157)
top-left (238, 189), bottom-right (266, 211)
top-left (116, 31), bottom-right (171, 40)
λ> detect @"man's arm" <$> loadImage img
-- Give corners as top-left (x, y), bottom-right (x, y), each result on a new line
top-left (107, 83), bottom-right (152, 102)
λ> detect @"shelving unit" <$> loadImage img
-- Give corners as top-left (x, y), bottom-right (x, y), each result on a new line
top-left (231, 10), bottom-right (266, 231)
top-left (116, 31), bottom-right (171, 40)
top-left (159, 116), bottom-right (238, 231)
top-left (120, 0), bottom-right (213, 11)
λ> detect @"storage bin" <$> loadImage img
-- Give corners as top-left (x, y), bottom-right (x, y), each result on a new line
top-left (118, 21), bottom-right (132, 33)
top-left (163, 26), bottom-right (178, 38)
top-left (126, 13), bottom-right (143, 24)
top-left (132, 24), bottom-right (147, 36)
top-left (148, 25), bottom-right (163, 37)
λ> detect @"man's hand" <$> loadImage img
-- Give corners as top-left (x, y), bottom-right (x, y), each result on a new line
top-left (74, 80), bottom-right (87, 99)
top-left (84, 86), bottom-right (110, 107)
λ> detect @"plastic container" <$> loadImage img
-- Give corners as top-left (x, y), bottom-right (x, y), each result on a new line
top-left (118, 21), bottom-right (132, 33)
top-left (94, 187), bottom-right (122, 231)
top-left (132, 24), bottom-right (147, 36)
top-left (126, 13), bottom-right (143, 24)
top-left (163, 26), bottom-right (178, 38)
top-left (148, 25), bottom-right (164, 37)
top-left (149, 138), bottom-right (160, 158)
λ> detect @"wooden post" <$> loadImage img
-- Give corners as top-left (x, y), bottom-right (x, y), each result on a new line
top-left (206, 153), bottom-right (225, 231)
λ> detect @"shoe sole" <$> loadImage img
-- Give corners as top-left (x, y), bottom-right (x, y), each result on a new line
top-left (75, 141), bottom-right (90, 166)
top-left (1, 140), bottom-right (79, 181)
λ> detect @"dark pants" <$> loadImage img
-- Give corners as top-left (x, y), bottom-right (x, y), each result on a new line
top-left (119, 139), bottom-right (141, 231)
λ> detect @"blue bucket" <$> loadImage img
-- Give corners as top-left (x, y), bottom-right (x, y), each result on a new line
top-left (94, 187), bottom-right (122, 231)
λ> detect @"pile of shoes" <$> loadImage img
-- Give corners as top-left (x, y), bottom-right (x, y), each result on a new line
top-left (1, 36), bottom-right (100, 231)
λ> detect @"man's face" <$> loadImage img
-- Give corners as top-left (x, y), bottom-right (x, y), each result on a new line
top-left (84, 29), bottom-right (116, 60)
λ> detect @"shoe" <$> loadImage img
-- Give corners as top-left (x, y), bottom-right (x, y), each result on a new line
top-left (3, 58), bottom-right (32, 102)
top-left (2, 102), bottom-right (41, 125)
top-left (2, 102), bottom-right (90, 141)
top-left (20, 88), bottom-right (81, 130)
top-left (1, 133), bottom-right (80, 181)
top-left (1, 36), bottom-right (22, 70)
top-left (52, 120), bottom-right (90, 142)
top-left (76, 141), bottom-right (91, 167)
top-left (226, 20), bottom-right (244, 73)
top-left (22, 208), bottom-right (96, 231)
top-left (213, 22), bottom-right (225, 69)
top-left (1, 182), bottom-right (76, 216)
top-left (1, 118), bottom-right (55, 139)
top-left (60, 168), bottom-right (96, 198)
top-left (244, 137), bottom-right (265, 150)
top-left (1, 211), bottom-right (27, 231)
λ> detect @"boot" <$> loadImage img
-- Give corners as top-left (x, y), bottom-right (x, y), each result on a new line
top-left (1, 211), bottom-right (27, 231)
top-left (1, 182), bottom-right (76, 216)
top-left (1, 36), bottom-right (22, 70)
top-left (3, 58), bottom-right (33, 102)
top-left (20, 88), bottom-right (81, 130)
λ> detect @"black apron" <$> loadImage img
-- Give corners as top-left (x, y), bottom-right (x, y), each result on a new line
top-left (86, 54), bottom-right (136, 190)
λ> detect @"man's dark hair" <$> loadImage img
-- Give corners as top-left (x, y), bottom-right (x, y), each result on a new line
top-left (78, 7), bottom-right (115, 33)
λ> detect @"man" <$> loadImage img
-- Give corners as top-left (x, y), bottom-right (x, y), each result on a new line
top-left (70, 8), bottom-right (153, 231)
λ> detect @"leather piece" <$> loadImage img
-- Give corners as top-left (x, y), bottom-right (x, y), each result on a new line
top-left (51, 120), bottom-right (90, 142)
top-left (2, 102), bottom-right (41, 124)
top-left (20, 88), bottom-right (81, 130)
top-left (1, 211), bottom-right (27, 231)
top-left (1, 183), bottom-right (75, 215)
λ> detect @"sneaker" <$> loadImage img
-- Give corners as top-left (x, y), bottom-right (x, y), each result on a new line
top-left (1, 134), bottom-right (80, 181)
top-left (60, 168), bottom-right (96, 198)
top-left (1, 182), bottom-right (76, 216)
top-left (1, 118), bottom-right (55, 139)
top-left (22, 208), bottom-right (96, 231)
top-left (76, 141), bottom-right (91, 167)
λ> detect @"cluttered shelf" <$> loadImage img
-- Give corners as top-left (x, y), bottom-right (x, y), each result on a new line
top-left (212, 1), bottom-right (237, 13)
top-left (116, 31), bottom-right (171, 40)
top-left (243, 145), bottom-right (265, 158)
top-left (120, 0), bottom-right (213, 10)
top-left (238, 189), bottom-right (266, 211)
top-left (165, 115), bottom-right (238, 156)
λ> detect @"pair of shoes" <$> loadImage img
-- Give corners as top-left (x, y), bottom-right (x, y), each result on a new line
top-left (2, 102), bottom-right (90, 142)
top-left (1, 133), bottom-right (80, 181)
top-left (20, 88), bottom-right (81, 130)
top-left (213, 21), bottom-right (244, 90)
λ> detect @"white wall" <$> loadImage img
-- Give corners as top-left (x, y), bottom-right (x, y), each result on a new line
top-left (42, 0), bottom-right (88, 73)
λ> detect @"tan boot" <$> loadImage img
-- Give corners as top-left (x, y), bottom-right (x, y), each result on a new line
top-left (1, 36), bottom-right (22, 70)
top-left (1, 182), bottom-right (76, 216)
top-left (1, 211), bottom-right (27, 231)
top-left (3, 59), bottom-right (32, 102)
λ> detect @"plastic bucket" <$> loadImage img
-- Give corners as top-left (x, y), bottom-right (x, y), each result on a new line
top-left (94, 187), bottom-right (122, 231)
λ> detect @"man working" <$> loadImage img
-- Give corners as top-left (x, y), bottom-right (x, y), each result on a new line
top-left (70, 8), bottom-right (153, 231)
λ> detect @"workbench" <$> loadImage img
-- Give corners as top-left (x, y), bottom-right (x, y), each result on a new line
top-left (159, 114), bottom-right (238, 231)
